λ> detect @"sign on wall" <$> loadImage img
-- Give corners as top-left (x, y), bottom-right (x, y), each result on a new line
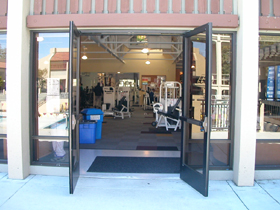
top-left (47, 78), bottom-right (60, 113)
top-left (267, 66), bottom-right (275, 101)
top-left (277, 66), bottom-right (280, 101)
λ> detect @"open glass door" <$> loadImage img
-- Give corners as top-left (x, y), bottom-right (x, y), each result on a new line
top-left (180, 23), bottom-right (212, 197)
top-left (69, 21), bottom-right (81, 194)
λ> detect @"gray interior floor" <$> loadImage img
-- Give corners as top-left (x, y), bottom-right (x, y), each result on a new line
top-left (0, 172), bottom-right (279, 210)
top-left (81, 107), bottom-right (181, 150)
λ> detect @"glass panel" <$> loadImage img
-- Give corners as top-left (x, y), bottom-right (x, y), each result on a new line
top-left (183, 33), bottom-right (207, 172)
top-left (36, 33), bottom-right (69, 136)
top-left (0, 138), bottom-right (7, 162)
top-left (0, 34), bottom-right (7, 162)
top-left (32, 139), bottom-right (69, 166)
top-left (256, 35), bottom-right (280, 168)
top-left (0, 34), bottom-right (7, 135)
top-left (209, 142), bottom-right (230, 166)
top-left (32, 33), bottom-right (69, 165)
top-left (211, 34), bottom-right (232, 138)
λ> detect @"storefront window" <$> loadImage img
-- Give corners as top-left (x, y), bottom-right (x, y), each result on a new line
top-left (209, 34), bottom-right (233, 167)
top-left (257, 35), bottom-right (280, 169)
top-left (32, 33), bottom-right (69, 165)
top-left (0, 33), bottom-right (7, 162)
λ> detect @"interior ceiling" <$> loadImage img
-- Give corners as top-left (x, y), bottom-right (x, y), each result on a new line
top-left (80, 35), bottom-right (183, 64)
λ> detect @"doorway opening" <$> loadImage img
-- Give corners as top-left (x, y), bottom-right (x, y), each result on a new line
top-left (77, 33), bottom-right (184, 175)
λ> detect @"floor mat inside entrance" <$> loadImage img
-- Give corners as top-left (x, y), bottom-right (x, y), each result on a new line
top-left (87, 156), bottom-right (180, 173)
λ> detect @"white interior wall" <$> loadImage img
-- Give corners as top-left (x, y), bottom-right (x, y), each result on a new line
top-left (81, 59), bottom-right (176, 88)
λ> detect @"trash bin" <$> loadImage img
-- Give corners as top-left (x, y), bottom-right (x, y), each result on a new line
top-left (79, 120), bottom-right (97, 144)
top-left (81, 108), bottom-right (104, 139)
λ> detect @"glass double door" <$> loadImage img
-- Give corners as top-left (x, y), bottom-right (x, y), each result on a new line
top-left (68, 22), bottom-right (212, 196)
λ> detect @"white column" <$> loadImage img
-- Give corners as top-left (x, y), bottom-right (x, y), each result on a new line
top-left (7, 0), bottom-right (31, 179)
top-left (234, 0), bottom-right (259, 186)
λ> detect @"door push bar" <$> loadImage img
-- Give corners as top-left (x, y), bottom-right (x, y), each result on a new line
top-left (180, 116), bottom-right (208, 132)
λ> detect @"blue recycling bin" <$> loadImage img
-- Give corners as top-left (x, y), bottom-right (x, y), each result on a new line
top-left (79, 120), bottom-right (96, 144)
top-left (81, 108), bottom-right (104, 139)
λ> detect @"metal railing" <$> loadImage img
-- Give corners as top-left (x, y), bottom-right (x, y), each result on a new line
top-left (28, 0), bottom-right (237, 15)
top-left (259, 100), bottom-right (280, 132)
top-left (201, 99), bottom-right (229, 130)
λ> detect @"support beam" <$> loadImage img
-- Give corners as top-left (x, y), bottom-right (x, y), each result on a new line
top-left (90, 36), bottom-right (125, 64)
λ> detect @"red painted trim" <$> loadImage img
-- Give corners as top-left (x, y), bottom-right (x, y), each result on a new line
top-left (58, 0), bottom-right (67, 14)
top-left (160, 0), bottom-right (168, 13)
top-left (121, 0), bottom-right (130, 13)
top-left (34, 0), bottom-right (43, 15)
top-left (211, 0), bottom-right (219, 14)
top-left (172, 0), bottom-right (181, 13)
top-left (95, 1), bottom-right (104, 13)
top-left (198, 0), bottom-right (206, 14)
top-left (261, 0), bottom-right (270, 16)
top-left (0, 0), bottom-right (8, 16)
top-left (259, 16), bottom-right (280, 30)
top-left (108, 0), bottom-right (117, 13)
top-left (146, 0), bottom-right (155, 13)
top-left (274, 0), bottom-right (280, 17)
top-left (0, 16), bottom-right (7, 29)
top-left (223, 0), bottom-right (232, 15)
top-left (185, 0), bottom-right (194, 14)
top-left (83, 0), bottom-right (92, 14)
top-left (70, 0), bottom-right (79, 14)
top-left (27, 14), bottom-right (238, 29)
top-left (133, 0), bottom-right (142, 13)
top-left (46, 0), bottom-right (55, 15)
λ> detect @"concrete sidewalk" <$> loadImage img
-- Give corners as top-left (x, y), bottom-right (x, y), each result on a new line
top-left (0, 172), bottom-right (279, 210)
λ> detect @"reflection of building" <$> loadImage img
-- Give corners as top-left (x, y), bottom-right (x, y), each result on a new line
top-left (0, 59), bottom-right (6, 90)
top-left (39, 48), bottom-right (69, 93)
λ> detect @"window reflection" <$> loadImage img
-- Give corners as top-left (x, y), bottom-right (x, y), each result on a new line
top-left (36, 33), bottom-right (69, 136)
top-left (33, 33), bottom-right (69, 165)
top-left (256, 35), bottom-right (280, 168)
top-left (0, 34), bottom-right (7, 162)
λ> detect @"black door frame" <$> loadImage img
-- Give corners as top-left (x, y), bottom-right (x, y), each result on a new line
top-left (68, 23), bottom-right (212, 195)
top-left (180, 23), bottom-right (212, 197)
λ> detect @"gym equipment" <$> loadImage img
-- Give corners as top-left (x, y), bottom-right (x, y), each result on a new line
top-left (113, 96), bottom-right (131, 119)
top-left (102, 86), bottom-right (115, 116)
top-left (153, 81), bottom-right (182, 130)
top-left (114, 87), bottom-right (131, 119)
top-left (156, 98), bottom-right (182, 131)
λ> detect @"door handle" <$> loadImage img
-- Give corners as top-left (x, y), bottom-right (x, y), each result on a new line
top-left (180, 116), bottom-right (208, 132)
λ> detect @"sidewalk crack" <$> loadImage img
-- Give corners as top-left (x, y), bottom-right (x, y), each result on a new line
top-left (255, 180), bottom-right (280, 206)
top-left (226, 180), bottom-right (249, 210)
top-left (0, 175), bottom-right (36, 208)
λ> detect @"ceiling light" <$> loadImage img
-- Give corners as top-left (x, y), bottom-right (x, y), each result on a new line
top-left (142, 48), bottom-right (149, 53)
top-left (145, 53), bottom-right (150, 65)
top-left (117, 72), bottom-right (120, 74)
top-left (82, 55), bottom-right (88, 60)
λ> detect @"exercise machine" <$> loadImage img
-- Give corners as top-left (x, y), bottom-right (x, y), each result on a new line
top-left (102, 86), bottom-right (115, 116)
top-left (153, 81), bottom-right (182, 131)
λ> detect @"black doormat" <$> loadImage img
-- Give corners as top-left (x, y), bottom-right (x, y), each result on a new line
top-left (136, 146), bottom-right (178, 151)
top-left (87, 156), bottom-right (180, 173)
